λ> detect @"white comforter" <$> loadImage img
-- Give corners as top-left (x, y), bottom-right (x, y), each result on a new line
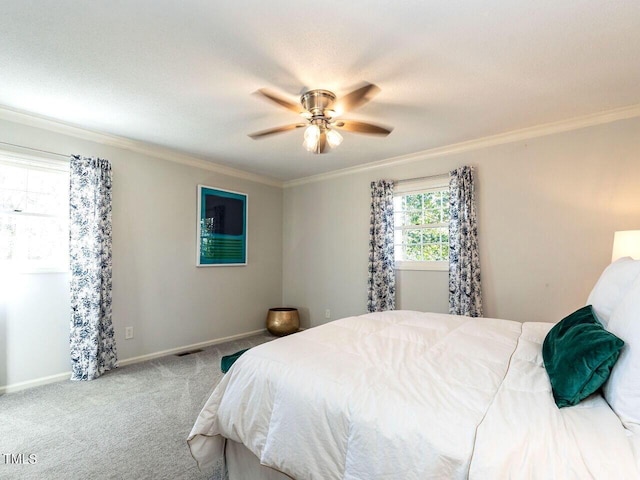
top-left (188, 311), bottom-right (640, 479)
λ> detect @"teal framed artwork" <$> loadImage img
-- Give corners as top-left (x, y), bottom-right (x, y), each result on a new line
top-left (197, 185), bottom-right (248, 266)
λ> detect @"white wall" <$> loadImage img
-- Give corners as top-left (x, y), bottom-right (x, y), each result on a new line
top-left (0, 117), bottom-right (283, 389)
top-left (283, 117), bottom-right (640, 327)
top-left (0, 273), bottom-right (70, 387)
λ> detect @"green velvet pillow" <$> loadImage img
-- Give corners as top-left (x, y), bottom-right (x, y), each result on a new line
top-left (221, 348), bottom-right (249, 373)
top-left (542, 305), bottom-right (624, 408)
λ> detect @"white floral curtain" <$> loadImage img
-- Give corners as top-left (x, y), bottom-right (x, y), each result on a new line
top-left (69, 155), bottom-right (117, 380)
top-left (367, 180), bottom-right (396, 312)
top-left (449, 166), bottom-right (483, 317)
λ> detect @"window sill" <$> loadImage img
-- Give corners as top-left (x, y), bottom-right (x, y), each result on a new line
top-left (395, 261), bottom-right (448, 272)
top-left (0, 264), bottom-right (69, 275)
top-left (18, 268), bottom-right (70, 275)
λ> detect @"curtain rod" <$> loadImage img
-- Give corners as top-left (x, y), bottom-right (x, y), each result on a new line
top-left (0, 141), bottom-right (69, 159)
top-left (395, 172), bottom-right (448, 184)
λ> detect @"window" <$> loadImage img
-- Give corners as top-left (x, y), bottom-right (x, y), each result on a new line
top-left (394, 176), bottom-right (449, 271)
top-left (0, 152), bottom-right (69, 272)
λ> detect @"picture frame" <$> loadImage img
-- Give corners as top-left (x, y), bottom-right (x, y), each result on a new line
top-left (196, 185), bottom-right (248, 266)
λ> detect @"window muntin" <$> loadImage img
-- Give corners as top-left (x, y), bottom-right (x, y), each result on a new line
top-left (0, 155), bottom-right (69, 272)
top-left (394, 180), bottom-right (449, 271)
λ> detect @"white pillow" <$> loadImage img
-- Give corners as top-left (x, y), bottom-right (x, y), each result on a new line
top-left (603, 274), bottom-right (640, 428)
top-left (587, 257), bottom-right (640, 327)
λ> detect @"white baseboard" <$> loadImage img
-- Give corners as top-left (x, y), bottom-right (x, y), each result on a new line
top-left (117, 328), bottom-right (267, 367)
top-left (0, 328), bottom-right (267, 395)
top-left (0, 371), bottom-right (72, 395)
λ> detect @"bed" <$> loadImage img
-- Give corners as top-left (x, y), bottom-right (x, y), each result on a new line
top-left (188, 258), bottom-right (640, 479)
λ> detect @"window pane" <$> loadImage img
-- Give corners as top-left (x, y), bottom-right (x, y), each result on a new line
top-left (22, 215), bottom-right (68, 263)
top-left (27, 169), bottom-right (58, 193)
top-left (423, 192), bottom-right (437, 209)
top-left (0, 189), bottom-right (27, 211)
top-left (404, 229), bottom-right (422, 245)
top-left (404, 194), bottom-right (422, 210)
top-left (0, 215), bottom-right (17, 261)
top-left (406, 209), bottom-right (422, 225)
top-left (27, 192), bottom-right (53, 214)
top-left (27, 191), bottom-right (67, 216)
top-left (421, 228), bottom-right (438, 243)
top-left (404, 244), bottom-right (422, 261)
top-left (0, 164), bottom-right (28, 190)
top-left (28, 171), bottom-right (68, 215)
top-left (434, 192), bottom-right (441, 208)
top-left (423, 209), bottom-right (440, 224)
top-left (424, 243), bottom-right (441, 261)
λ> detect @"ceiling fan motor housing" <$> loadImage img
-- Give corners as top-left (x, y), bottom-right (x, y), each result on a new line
top-left (301, 89), bottom-right (336, 119)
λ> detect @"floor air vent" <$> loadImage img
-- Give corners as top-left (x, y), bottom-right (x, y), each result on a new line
top-left (175, 349), bottom-right (203, 357)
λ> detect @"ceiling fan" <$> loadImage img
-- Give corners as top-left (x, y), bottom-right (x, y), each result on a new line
top-left (248, 82), bottom-right (393, 154)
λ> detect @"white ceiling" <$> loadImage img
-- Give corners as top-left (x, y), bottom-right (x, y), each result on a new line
top-left (1, 1), bottom-right (639, 182)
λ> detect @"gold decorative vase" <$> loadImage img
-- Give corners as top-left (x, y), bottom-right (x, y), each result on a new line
top-left (266, 307), bottom-right (300, 336)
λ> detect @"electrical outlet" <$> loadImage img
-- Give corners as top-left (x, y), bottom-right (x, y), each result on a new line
top-left (325, 309), bottom-right (331, 319)
top-left (125, 326), bottom-right (134, 340)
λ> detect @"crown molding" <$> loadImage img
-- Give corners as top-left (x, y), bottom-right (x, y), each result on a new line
top-left (0, 105), bottom-right (283, 188)
top-left (2, 102), bottom-right (639, 190)
top-left (284, 103), bottom-right (640, 188)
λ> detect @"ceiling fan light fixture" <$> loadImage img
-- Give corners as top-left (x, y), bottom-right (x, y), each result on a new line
top-left (303, 124), bottom-right (321, 152)
top-left (326, 128), bottom-right (343, 148)
top-left (303, 124), bottom-right (320, 143)
top-left (303, 137), bottom-right (318, 152)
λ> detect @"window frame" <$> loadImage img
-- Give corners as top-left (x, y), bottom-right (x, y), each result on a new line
top-left (393, 175), bottom-right (449, 272)
top-left (0, 149), bottom-right (70, 274)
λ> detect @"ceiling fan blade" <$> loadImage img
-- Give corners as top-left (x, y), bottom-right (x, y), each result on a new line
top-left (332, 120), bottom-right (393, 136)
top-left (248, 123), bottom-right (307, 139)
top-left (255, 89), bottom-right (304, 114)
top-left (336, 83), bottom-right (381, 112)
